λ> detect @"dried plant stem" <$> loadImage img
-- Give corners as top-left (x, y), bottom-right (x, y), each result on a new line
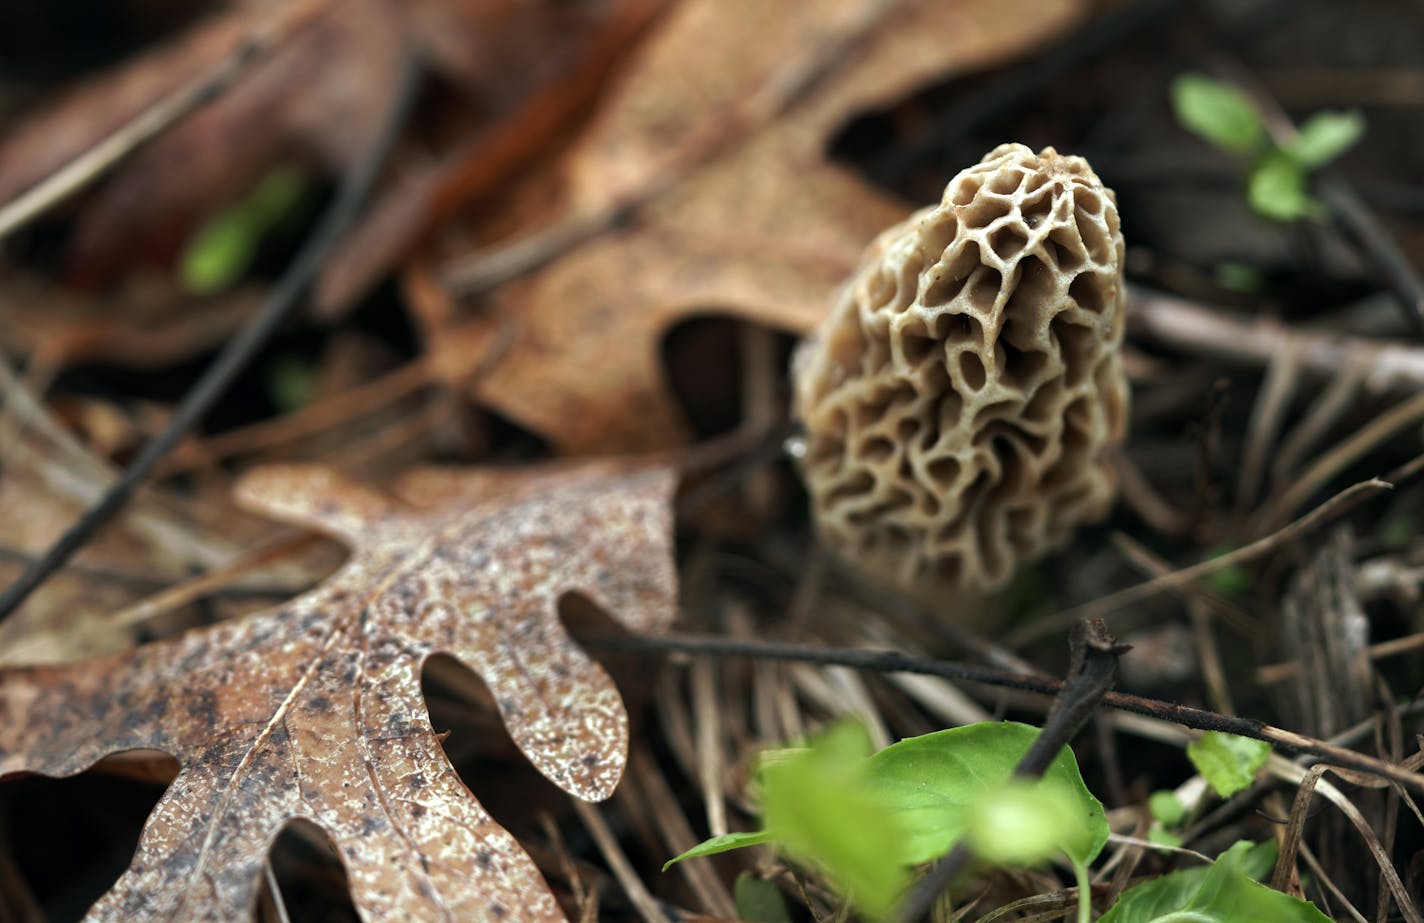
top-left (690, 659), bottom-right (729, 838)
top-left (260, 861), bottom-right (293, 923)
top-left (0, 0), bottom-right (328, 241)
top-left (0, 50), bottom-right (425, 624)
top-left (157, 359), bottom-right (433, 476)
top-left (1317, 179), bottom-right (1424, 334)
top-left (571, 800), bottom-right (672, 923)
top-left (1127, 286), bottom-right (1424, 393)
top-left (1266, 755), bottom-right (1423, 923)
top-left (1007, 474), bottom-right (1391, 647)
top-left (0, 533), bottom-right (318, 666)
top-left (580, 631), bottom-right (1424, 795)
top-left (1236, 341), bottom-right (1303, 514)
top-left (1270, 765), bottom-right (1326, 893)
top-left (1257, 630), bottom-right (1424, 683)
top-left (1259, 390), bottom-right (1424, 530)
top-left (1297, 842), bottom-right (1369, 923)
top-left (626, 749), bottom-right (738, 919)
top-left (1271, 363), bottom-right (1366, 491)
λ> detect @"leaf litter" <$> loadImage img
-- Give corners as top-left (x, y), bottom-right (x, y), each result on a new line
top-left (0, 460), bottom-right (676, 920)
top-left (432, 0), bottom-right (1085, 451)
top-left (4, 1), bottom-right (1424, 920)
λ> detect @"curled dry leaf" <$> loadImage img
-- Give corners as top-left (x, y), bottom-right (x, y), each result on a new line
top-left (444, 0), bottom-right (1086, 452)
top-left (0, 460), bottom-right (677, 920)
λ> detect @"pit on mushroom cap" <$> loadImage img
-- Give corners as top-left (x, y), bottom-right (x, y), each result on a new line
top-left (792, 143), bottom-right (1129, 594)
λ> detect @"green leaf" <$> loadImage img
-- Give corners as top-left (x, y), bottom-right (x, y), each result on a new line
top-left (181, 213), bottom-right (258, 296)
top-left (662, 830), bottom-right (774, 871)
top-left (864, 721), bottom-right (1108, 868)
top-left (1100, 841), bottom-right (1328, 923)
top-left (1171, 73), bottom-right (1265, 156)
top-left (1149, 790), bottom-right (1187, 827)
top-left (1146, 824), bottom-right (1184, 849)
top-left (964, 778), bottom-right (1089, 866)
top-left (1187, 732), bottom-right (1271, 797)
top-left (1285, 110), bottom-right (1365, 169)
top-left (734, 873), bottom-right (792, 923)
top-left (1247, 153), bottom-right (1318, 222)
top-left (180, 165), bottom-right (309, 294)
top-left (1222, 839), bottom-right (1281, 882)
top-left (761, 721), bottom-right (909, 920)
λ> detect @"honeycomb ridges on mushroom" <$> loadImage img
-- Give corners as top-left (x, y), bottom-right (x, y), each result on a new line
top-left (793, 143), bottom-right (1128, 593)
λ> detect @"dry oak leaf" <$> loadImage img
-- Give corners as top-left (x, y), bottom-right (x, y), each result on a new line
top-left (446, 0), bottom-right (1085, 452)
top-left (0, 460), bottom-right (677, 921)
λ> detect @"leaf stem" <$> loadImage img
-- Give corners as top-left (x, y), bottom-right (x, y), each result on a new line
top-left (1074, 860), bottom-right (1092, 923)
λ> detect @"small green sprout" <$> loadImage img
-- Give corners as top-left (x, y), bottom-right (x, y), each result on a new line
top-left (181, 164), bottom-right (310, 294)
top-left (1146, 789), bottom-right (1187, 849)
top-left (1188, 731), bottom-right (1271, 797)
top-left (1170, 72), bottom-right (1364, 222)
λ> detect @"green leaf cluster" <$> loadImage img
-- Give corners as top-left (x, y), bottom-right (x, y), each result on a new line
top-left (1170, 73), bottom-right (1363, 222)
top-left (665, 722), bottom-right (1319, 923)
top-left (665, 721), bottom-right (1105, 920)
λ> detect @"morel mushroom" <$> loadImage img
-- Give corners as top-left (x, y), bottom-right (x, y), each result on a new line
top-left (792, 143), bottom-right (1128, 594)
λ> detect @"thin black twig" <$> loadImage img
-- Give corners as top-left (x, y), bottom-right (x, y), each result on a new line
top-left (0, 51), bottom-right (426, 624)
top-left (1317, 179), bottom-right (1424, 335)
top-left (576, 630), bottom-right (1424, 794)
top-left (896, 620), bottom-right (1126, 922)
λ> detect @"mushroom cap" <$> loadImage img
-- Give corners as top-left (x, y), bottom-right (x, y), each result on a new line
top-left (793, 143), bottom-right (1129, 594)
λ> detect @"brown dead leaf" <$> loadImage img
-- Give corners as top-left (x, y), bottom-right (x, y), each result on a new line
top-left (440, 0), bottom-right (1085, 452)
top-left (0, 270), bottom-right (263, 368)
top-left (0, 460), bottom-right (677, 920)
top-left (0, 0), bottom-right (633, 288)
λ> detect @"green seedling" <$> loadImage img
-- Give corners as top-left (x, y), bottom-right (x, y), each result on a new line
top-left (1170, 72), bottom-right (1364, 222)
top-left (1146, 789), bottom-right (1187, 849)
top-left (669, 721), bottom-right (1324, 922)
top-left (181, 164), bottom-right (310, 294)
top-left (1188, 731), bottom-right (1272, 798)
top-left (667, 720), bottom-right (1107, 922)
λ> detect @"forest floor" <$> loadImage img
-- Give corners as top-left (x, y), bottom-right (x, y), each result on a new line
top-left (0, 1), bottom-right (1421, 921)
